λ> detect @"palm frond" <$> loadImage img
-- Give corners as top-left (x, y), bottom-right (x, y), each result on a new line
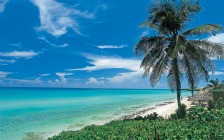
top-left (182, 51), bottom-right (199, 90)
top-left (185, 42), bottom-right (214, 82)
top-left (178, 1), bottom-right (202, 23)
top-left (139, 21), bottom-right (159, 30)
top-left (209, 78), bottom-right (219, 87)
top-left (167, 58), bottom-right (182, 91)
top-left (134, 36), bottom-right (167, 55)
top-left (167, 67), bottom-right (182, 91)
top-left (206, 84), bottom-right (213, 88)
top-left (140, 46), bottom-right (163, 69)
top-left (148, 2), bottom-right (182, 35)
top-left (182, 24), bottom-right (222, 36)
top-left (188, 40), bottom-right (224, 59)
top-left (150, 53), bottom-right (169, 87)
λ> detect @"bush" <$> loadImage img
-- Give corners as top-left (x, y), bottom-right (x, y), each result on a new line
top-left (208, 90), bottom-right (224, 110)
top-left (170, 104), bottom-right (187, 119)
top-left (49, 108), bottom-right (224, 140)
top-left (213, 90), bottom-right (224, 101)
top-left (134, 112), bottom-right (162, 121)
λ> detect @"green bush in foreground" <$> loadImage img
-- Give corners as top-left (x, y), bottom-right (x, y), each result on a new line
top-left (49, 107), bottom-right (224, 140)
top-left (170, 104), bottom-right (187, 119)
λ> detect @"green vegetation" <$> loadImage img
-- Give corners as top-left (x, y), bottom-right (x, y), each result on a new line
top-left (49, 107), bottom-right (224, 140)
top-left (170, 104), bottom-right (187, 119)
top-left (200, 78), bottom-right (224, 109)
top-left (208, 84), bottom-right (224, 109)
top-left (135, 0), bottom-right (224, 113)
top-left (205, 78), bottom-right (224, 90)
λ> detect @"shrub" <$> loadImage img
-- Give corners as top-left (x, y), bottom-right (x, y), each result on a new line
top-left (213, 90), bottom-right (224, 101)
top-left (49, 108), bottom-right (224, 140)
top-left (170, 104), bottom-right (187, 119)
top-left (134, 112), bottom-right (162, 121)
top-left (208, 90), bottom-right (224, 110)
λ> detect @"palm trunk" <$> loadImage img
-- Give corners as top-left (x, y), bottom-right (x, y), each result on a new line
top-left (191, 89), bottom-right (194, 96)
top-left (191, 83), bottom-right (194, 96)
top-left (173, 58), bottom-right (181, 112)
top-left (176, 81), bottom-right (181, 108)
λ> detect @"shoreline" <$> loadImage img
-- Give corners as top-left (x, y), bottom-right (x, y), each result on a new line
top-left (122, 98), bottom-right (192, 119)
top-left (45, 98), bottom-right (192, 139)
top-left (137, 98), bottom-right (192, 118)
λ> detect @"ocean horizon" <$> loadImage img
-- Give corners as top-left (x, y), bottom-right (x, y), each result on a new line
top-left (0, 88), bottom-right (191, 140)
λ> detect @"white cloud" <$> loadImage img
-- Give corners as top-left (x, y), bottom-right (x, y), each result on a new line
top-left (68, 55), bottom-right (146, 84)
top-left (107, 71), bottom-right (143, 84)
top-left (48, 79), bottom-right (60, 85)
top-left (39, 74), bottom-right (50, 77)
top-left (86, 77), bottom-right (104, 85)
top-left (3, 77), bottom-right (42, 84)
top-left (0, 51), bottom-right (39, 59)
top-left (0, 59), bottom-right (16, 64)
top-left (60, 43), bottom-right (69, 48)
top-left (209, 71), bottom-right (224, 75)
top-left (9, 42), bottom-right (22, 47)
top-left (0, 71), bottom-right (11, 78)
top-left (31, 0), bottom-right (94, 37)
top-left (0, 0), bottom-right (8, 12)
top-left (55, 72), bottom-right (73, 84)
top-left (207, 33), bottom-right (224, 44)
top-left (68, 55), bottom-right (141, 71)
top-left (38, 36), bottom-right (69, 47)
top-left (97, 45), bottom-right (127, 49)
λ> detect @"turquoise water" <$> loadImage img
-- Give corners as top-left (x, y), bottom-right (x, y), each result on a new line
top-left (0, 88), bottom-right (190, 140)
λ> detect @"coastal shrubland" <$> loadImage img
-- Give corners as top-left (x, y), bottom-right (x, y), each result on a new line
top-left (49, 106), bottom-right (224, 140)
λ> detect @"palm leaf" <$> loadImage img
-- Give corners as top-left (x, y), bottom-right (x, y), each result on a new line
top-left (185, 42), bottom-right (214, 82)
top-left (167, 59), bottom-right (182, 91)
top-left (134, 36), bottom-right (167, 55)
top-left (188, 40), bottom-right (224, 59)
top-left (140, 46), bottom-right (163, 69)
top-left (182, 24), bottom-right (222, 36)
top-left (139, 21), bottom-right (159, 30)
top-left (182, 51), bottom-right (199, 91)
top-left (150, 53), bottom-right (169, 87)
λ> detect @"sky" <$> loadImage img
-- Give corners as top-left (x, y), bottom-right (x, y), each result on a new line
top-left (0, 0), bottom-right (223, 88)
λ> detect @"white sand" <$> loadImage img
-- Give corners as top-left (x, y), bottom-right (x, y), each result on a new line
top-left (136, 98), bottom-right (192, 119)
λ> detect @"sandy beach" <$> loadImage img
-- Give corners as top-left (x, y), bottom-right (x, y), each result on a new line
top-left (125, 98), bottom-right (193, 119)
top-left (141, 98), bottom-right (192, 118)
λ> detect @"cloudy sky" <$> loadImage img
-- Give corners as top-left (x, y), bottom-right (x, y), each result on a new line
top-left (0, 0), bottom-right (223, 88)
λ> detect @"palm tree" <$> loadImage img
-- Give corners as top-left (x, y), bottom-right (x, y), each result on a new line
top-left (135, 1), bottom-right (224, 112)
top-left (206, 78), bottom-right (219, 90)
top-left (205, 78), bottom-right (224, 90)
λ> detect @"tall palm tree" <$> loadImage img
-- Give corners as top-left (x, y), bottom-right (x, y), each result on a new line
top-left (135, 1), bottom-right (224, 112)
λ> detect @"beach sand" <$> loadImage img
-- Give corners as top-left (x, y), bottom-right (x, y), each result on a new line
top-left (136, 98), bottom-right (193, 118)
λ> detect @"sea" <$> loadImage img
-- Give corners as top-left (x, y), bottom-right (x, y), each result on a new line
top-left (0, 88), bottom-right (191, 140)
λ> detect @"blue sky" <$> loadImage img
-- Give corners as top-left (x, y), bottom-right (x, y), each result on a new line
top-left (0, 0), bottom-right (223, 88)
